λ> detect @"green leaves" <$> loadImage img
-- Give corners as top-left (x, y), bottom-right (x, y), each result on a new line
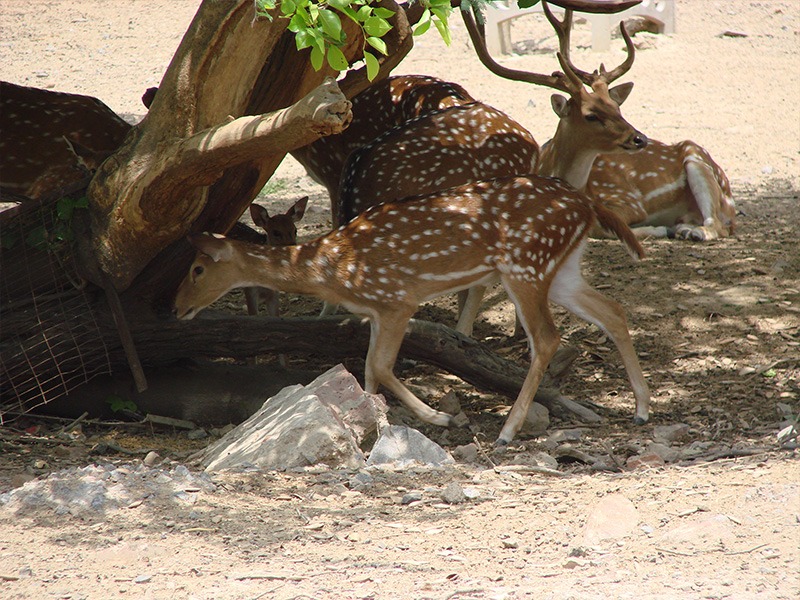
top-left (363, 51), bottom-right (379, 80)
top-left (411, 0), bottom-right (453, 45)
top-left (317, 8), bottom-right (343, 41)
top-left (270, 0), bottom-right (395, 78)
top-left (255, 0), bottom-right (455, 81)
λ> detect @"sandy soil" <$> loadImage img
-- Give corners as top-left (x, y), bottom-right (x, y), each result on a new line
top-left (1, 1), bottom-right (799, 599)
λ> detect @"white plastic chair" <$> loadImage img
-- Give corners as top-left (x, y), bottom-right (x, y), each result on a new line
top-left (483, 0), bottom-right (676, 54)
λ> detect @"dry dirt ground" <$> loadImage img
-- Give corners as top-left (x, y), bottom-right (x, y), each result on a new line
top-left (1, 1), bottom-right (799, 599)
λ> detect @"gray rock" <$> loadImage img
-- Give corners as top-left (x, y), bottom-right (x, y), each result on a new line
top-left (452, 443), bottom-right (480, 464)
top-left (521, 402), bottom-right (549, 436)
top-left (653, 423), bottom-right (691, 444)
top-left (438, 390), bottom-right (462, 414)
top-left (198, 365), bottom-right (387, 472)
top-left (348, 471), bottom-right (374, 491)
top-left (440, 482), bottom-right (467, 504)
top-left (367, 426), bottom-right (454, 467)
top-left (401, 491), bottom-right (423, 505)
top-left (531, 451), bottom-right (559, 470)
top-left (542, 428), bottom-right (585, 449)
top-left (647, 442), bottom-right (680, 463)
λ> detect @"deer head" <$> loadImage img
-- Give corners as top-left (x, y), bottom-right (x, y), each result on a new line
top-left (249, 196), bottom-right (308, 246)
top-left (462, 1), bottom-right (647, 190)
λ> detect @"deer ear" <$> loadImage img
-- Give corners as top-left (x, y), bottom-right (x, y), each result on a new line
top-left (550, 94), bottom-right (570, 118)
top-left (249, 203), bottom-right (269, 229)
top-left (608, 82), bottom-right (634, 106)
top-left (189, 233), bottom-right (232, 262)
top-left (290, 196), bottom-right (309, 223)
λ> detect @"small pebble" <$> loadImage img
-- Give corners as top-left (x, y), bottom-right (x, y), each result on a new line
top-left (440, 482), bottom-right (467, 505)
top-left (143, 451), bottom-right (160, 467)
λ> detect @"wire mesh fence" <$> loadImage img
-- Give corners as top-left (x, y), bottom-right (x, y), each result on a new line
top-left (1, 194), bottom-right (112, 423)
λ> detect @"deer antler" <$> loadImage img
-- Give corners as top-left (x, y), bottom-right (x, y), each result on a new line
top-left (462, 0), bottom-right (636, 93)
top-left (542, 0), bottom-right (636, 86)
top-left (596, 21), bottom-right (636, 83)
top-left (461, 5), bottom-right (571, 93)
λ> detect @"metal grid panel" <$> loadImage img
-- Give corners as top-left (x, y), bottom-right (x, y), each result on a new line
top-left (1, 198), bottom-right (112, 422)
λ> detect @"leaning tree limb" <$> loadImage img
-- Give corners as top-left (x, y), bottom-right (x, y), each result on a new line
top-left (87, 77), bottom-right (352, 291)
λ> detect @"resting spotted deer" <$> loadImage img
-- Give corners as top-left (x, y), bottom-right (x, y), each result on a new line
top-left (586, 140), bottom-right (736, 241)
top-left (0, 81), bottom-right (131, 200)
top-left (174, 176), bottom-right (651, 445)
top-left (520, 6), bottom-right (735, 241)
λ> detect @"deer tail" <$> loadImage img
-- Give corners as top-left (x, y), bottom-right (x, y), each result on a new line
top-left (593, 202), bottom-right (645, 260)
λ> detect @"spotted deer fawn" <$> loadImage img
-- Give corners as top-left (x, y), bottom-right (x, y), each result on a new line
top-left (242, 196), bottom-right (308, 319)
top-left (174, 177), bottom-right (651, 445)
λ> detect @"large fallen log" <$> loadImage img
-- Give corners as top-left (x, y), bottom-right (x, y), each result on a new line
top-left (127, 313), bottom-right (585, 417)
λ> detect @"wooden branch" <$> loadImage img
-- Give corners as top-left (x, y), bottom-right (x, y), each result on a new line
top-left (161, 78), bottom-right (352, 187)
top-left (125, 313), bottom-right (573, 413)
top-left (90, 78), bottom-right (352, 291)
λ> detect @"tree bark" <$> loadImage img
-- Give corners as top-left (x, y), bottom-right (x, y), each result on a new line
top-left (122, 313), bottom-right (576, 413)
top-left (83, 0), bottom-right (414, 299)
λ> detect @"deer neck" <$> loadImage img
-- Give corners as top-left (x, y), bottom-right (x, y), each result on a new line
top-left (236, 239), bottom-right (339, 299)
top-left (539, 123), bottom-right (601, 192)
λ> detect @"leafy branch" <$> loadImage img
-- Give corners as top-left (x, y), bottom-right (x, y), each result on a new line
top-left (255, 0), bottom-right (454, 80)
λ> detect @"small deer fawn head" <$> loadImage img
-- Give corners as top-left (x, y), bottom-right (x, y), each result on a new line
top-left (249, 196), bottom-right (308, 247)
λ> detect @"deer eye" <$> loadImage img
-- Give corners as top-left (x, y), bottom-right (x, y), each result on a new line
top-left (585, 113), bottom-right (600, 123)
top-left (193, 265), bottom-right (204, 277)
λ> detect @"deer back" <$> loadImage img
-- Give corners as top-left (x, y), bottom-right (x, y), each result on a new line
top-left (337, 102), bottom-right (540, 225)
top-left (290, 75), bottom-right (474, 200)
top-left (0, 82), bottom-right (131, 199)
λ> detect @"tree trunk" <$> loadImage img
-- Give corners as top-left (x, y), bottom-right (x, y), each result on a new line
top-left (84, 0), bottom-right (414, 300)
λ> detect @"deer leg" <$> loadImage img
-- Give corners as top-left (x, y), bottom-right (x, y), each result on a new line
top-left (244, 287), bottom-right (260, 316)
top-left (319, 301), bottom-right (339, 317)
top-left (631, 225), bottom-right (671, 239)
top-left (262, 289), bottom-right (278, 318)
top-left (678, 160), bottom-right (724, 241)
top-left (455, 285), bottom-right (487, 337)
top-left (496, 278), bottom-right (560, 445)
top-left (260, 289), bottom-right (288, 367)
top-left (365, 311), bottom-right (455, 427)
top-left (549, 253), bottom-right (650, 424)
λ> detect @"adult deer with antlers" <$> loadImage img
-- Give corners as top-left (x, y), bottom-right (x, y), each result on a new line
top-left (517, 5), bottom-right (735, 241)
top-left (174, 174), bottom-right (651, 445)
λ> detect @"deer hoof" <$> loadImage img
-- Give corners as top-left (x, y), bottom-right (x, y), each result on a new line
top-left (450, 411), bottom-right (470, 428)
top-left (493, 437), bottom-right (510, 450)
top-left (633, 415), bottom-right (648, 426)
